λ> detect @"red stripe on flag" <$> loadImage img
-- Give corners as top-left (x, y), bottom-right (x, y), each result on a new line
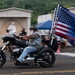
top-left (57, 23), bottom-right (71, 30)
top-left (56, 28), bottom-right (71, 34)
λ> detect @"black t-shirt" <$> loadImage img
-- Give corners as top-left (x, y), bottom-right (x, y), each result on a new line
top-left (19, 31), bottom-right (27, 36)
top-left (45, 40), bottom-right (50, 46)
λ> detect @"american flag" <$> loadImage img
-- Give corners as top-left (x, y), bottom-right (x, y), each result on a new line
top-left (55, 5), bottom-right (75, 46)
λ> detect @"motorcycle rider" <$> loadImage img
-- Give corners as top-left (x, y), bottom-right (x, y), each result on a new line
top-left (15, 26), bottom-right (42, 65)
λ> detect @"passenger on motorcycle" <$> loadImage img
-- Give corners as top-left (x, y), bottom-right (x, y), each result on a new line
top-left (15, 27), bottom-right (42, 64)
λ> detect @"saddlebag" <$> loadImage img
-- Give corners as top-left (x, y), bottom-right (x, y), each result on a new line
top-left (47, 38), bottom-right (58, 52)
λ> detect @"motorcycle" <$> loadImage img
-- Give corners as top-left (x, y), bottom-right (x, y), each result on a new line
top-left (0, 34), bottom-right (58, 68)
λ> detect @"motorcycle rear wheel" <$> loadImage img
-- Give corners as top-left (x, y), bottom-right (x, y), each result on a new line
top-left (0, 51), bottom-right (6, 68)
top-left (38, 51), bottom-right (55, 67)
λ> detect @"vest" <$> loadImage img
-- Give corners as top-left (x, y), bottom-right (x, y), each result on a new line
top-left (28, 31), bottom-right (41, 47)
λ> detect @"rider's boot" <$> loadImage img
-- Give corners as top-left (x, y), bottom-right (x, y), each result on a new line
top-left (34, 55), bottom-right (40, 63)
top-left (14, 59), bottom-right (21, 65)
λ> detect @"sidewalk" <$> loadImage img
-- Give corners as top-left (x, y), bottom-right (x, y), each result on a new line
top-left (61, 46), bottom-right (75, 53)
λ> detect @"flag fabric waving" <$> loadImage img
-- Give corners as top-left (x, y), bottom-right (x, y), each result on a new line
top-left (55, 5), bottom-right (75, 46)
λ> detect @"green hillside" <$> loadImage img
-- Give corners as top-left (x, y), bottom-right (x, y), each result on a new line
top-left (0, 0), bottom-right (75, 25)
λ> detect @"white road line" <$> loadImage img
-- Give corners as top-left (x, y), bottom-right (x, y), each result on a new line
top-left (55, 53), bottom-right (75, 57)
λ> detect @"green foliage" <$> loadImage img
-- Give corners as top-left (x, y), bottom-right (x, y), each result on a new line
top-left (0, 0), bottom-right (75, 25)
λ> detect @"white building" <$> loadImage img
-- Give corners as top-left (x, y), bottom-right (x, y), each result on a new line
top-left (37, 14), bottom-right (52, 24)
top-left (37, 14), bottom-right (53, 35)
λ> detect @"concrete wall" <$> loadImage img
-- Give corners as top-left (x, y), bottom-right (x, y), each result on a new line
top-left (0, 7), bottom-right (32, 46)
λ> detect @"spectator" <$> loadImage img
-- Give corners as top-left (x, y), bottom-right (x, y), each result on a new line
top-left (41, 35), bottom-right (46, 46)
top-left (19, 28), bottom-right (27, 36)
top-left (19, 28), bottom-right (27, 44)
top-left (6, 29), bottom-right (10, 35)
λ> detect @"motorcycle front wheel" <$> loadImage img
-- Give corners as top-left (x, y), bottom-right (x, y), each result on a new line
top-left (38, 51), bottom-right (55, 67)
top-left (0, 51), bottom-right (6, 68)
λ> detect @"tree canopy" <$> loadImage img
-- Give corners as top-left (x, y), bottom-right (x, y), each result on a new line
top-left (0, 0), bottom-right (75, 25)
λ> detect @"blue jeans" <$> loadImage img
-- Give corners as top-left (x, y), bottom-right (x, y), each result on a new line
top-left (18, 46), bottom-right (37, 62)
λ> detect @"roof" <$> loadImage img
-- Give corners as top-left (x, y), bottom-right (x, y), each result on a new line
top-left (0, 7), bottom-right (33, 12)
top-left (68, 7), bottom-right (75, 10)
top-left (36, 20), bottom-right (52, 30)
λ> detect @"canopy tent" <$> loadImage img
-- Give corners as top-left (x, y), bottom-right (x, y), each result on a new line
top-left (36, 20), bottom-right (52, 30)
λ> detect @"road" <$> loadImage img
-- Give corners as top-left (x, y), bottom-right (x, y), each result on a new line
top-left (0, 52), bottom-right (75, 75)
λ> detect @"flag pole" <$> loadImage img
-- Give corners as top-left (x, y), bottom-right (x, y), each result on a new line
top-left (50, 4), bottom-right (59, 36)
top-left (50, 4), bottom-right (61, 53)
top-left (50, 4), bottom-right (59, 40)
top-left (50, 8), bottom-right (57, 45)
top-left (50, 4), bottom-right (59, 45)
top-left (56, 4), bottom-right (61, 53)
top-left (50, 8), bottom-right (56, 35)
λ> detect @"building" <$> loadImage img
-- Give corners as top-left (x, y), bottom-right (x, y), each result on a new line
top-left (37, 14), bottom-right (52, 35)
top-left (37, 14), bottom-right (52, 24)
top-left (0, 7), bottom-right (32, 46)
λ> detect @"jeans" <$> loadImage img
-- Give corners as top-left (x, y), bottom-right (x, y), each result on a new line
top-left (18, 46), bottom-right (37, 62)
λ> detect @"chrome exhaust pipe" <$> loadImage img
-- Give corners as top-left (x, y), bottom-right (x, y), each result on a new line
top-left (23, 57), bottom-right (35, 63)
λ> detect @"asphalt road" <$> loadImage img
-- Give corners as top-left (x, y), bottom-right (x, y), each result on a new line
top-left (0, 52), bottom-right (75, 75)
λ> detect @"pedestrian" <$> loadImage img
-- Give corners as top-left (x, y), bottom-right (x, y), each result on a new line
top-left (19, 28), bottom-right (27, 36)
top-left (41, 35), bottom-right (46, 46)
top-left (6, 29), bottom-right (10, 35)
top-left (19, 28), bottom-right (27, 44)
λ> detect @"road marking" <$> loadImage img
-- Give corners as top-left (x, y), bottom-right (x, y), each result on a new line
top-left (55, 52), bottom-right (75, 57)
top-left (1, 70), bottom-right (75, 75)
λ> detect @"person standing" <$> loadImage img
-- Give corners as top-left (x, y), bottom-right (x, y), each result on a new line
top-left (19, 28), bottom-right (27, 44)
top-left (6, 29), bottom-right (10, 35)
top-left (19, 28), bottom-right (27, 36)
top-left (41, 35), bottom-right (46, 46)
